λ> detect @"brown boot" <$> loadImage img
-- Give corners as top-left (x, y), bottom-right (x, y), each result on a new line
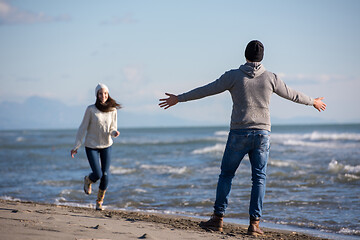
top-left (247, 216), bottom-right (264, 236)
top-left (83, 176), bottom-right (93, 195)
top-left (96, 189), bottom-right (106, 211)
top-left (199, 213), bottom-right (224, 232)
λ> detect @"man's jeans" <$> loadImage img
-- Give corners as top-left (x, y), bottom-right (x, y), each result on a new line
top-left (214, 129), bottom-right (270, 218)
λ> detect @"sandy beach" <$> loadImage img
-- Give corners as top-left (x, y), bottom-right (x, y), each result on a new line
top-left (0, 199), bottom-right (330, 240)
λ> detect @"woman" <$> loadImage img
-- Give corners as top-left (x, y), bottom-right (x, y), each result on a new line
top-left (71, 83), bottom-right (121, 210)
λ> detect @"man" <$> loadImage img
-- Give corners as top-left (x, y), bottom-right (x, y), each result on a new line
top-left (158, 40), bottom-right (326, 235)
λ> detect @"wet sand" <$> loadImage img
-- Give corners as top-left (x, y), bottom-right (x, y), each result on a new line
top-left (0, 199), bottom-right (329, 240)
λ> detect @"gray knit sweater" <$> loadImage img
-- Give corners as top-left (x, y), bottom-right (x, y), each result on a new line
top-left (177, 62), bottom-right (314, 131)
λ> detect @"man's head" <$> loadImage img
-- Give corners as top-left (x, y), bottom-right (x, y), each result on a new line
top-left (245, 40), bottom-right (264, 62)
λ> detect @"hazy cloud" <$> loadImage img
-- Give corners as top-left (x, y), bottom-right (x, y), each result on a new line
top-left (277, 72), bottom-right (349, 85)
top-left (100, 13), bottom-right (137, 25)
top-left (0, 0), bottom-right (70, 25)
top-left (16, 76), bottom-right (41, 82)
top-left (122, 65), bottom-right (144, 84)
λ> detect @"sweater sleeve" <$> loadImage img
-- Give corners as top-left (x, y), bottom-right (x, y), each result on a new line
top-left (110, 110), bottom-right (118, 137)
top-left (73, 106), bottom-right (91, 150)
top-left (272, 73), bottom-right (314, 106)
top-left (177, 71), bottom-right (234, 102)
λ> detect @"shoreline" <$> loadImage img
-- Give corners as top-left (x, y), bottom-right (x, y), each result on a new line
top-left (0, 199), bottom-right (334, 240)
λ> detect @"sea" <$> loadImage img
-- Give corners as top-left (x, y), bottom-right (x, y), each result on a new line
top-left (0, 124), bottom-right (359, 239)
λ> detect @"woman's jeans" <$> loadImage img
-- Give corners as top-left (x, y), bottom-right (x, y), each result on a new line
top-left (85, 146), bottom-right (112, 191)
top-left (214, 129), bottom-right (270, 219)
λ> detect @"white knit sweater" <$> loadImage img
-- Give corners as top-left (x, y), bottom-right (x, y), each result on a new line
top-left (73, 104), bottom-right (118, 150)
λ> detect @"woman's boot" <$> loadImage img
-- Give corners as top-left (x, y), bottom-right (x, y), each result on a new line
top-left (83, 176), bottom-right (93, 195)
top-left (96, 189), bottom-right (106, 211)
top-left (247, 216), bottom-right (264, 235)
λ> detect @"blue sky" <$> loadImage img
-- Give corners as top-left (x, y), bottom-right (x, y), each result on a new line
top-left (0, 0), bottom-right (359, 129)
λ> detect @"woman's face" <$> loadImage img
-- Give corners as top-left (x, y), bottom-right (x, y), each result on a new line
top-left (98, 88), bottom-right (109, 104)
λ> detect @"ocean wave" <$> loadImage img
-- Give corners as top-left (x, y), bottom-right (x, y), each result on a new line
top-left (200, 167), bottom-right (220, 175)
top-left (110, 166), bottom-right (137, 175)
top-left (16, 137), bottom-right (25, 142)
top-left (59, 189), bottom-right (70, 195)
top-left (37, 180), bottom-right (75, 187)
top-left (272, 131), bottom-right (360, 141)
top-left (271, 132), bottom-right (360, 149)
top-left (268, 160), bottom-right (296, 168)
top-left (282, 140), bottom-right (359, 149)
top-left (140, 164), bottom-right (187, 175)
top-left (133, 188), bottom-right (147, 193)
top-left (338, 228), bottom-right (360, 236)
top-left (54, 198), bottom-right (93, 208)
top-left (54, 197), bottom-right (67, 204)
top-left (115, 137), bottom-right (223, 146)
top-left (344, 174), bottom-right (360, 180)
top-left (0, 195), bottom-right (21, 202)
top-left (303, 132), bottom-right (360, 141)
top-left (214, 131), bottom-right (229, 136)
top-left (328, 159), bottom-right (360, 174)
top-left (192, 143), bottom-right (225, 155)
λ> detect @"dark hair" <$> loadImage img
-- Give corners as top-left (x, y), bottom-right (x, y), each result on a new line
top-left (95, 94), bottom-right (122, 112)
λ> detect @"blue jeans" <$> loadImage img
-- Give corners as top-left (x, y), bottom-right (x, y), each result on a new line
top-left (214, 129), bottom-right (270, 219)
top-left (85, 146), bottom-right (112, 191)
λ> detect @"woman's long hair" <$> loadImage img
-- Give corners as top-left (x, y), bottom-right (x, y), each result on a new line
top-left (95, 94), bottom-right (122, 112)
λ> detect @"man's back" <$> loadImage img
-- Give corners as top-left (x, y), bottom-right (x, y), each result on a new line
top-left (178, 62), bottom-right (314, 131)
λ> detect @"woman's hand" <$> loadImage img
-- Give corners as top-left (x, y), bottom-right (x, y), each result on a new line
top-left (112, 131), bottom-right (120, 138)
top-left (71, 149), bottom-right (77, 158)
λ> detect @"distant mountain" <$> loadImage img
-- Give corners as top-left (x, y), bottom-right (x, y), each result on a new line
top-left (0, 96), bottom-right (83, 130)
top-left (0, 96), bottom-right (342, 130)
top-left (0, 96), bottom-right (201, 130)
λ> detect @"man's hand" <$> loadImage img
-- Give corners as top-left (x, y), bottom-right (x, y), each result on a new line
top-left (159, 93), bottom-right (179, 109)
top-left (313, 97), bottom-right (327, 112)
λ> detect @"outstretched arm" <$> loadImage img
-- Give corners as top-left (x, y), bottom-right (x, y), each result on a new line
top-left (159, 93), bottom-right (179, 109)
top-left (313, 97), bottom-right (327, 112)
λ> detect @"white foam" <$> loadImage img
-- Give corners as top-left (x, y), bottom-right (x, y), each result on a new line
top-left (328, 159), bottom-right (360, 174)
top-left (272, 132), bottom-right (360, 149)
top-left (37, 180), bottom-right (72, 187)
top-left (54, 197), bottom-right (67, 204)
top-left (200, 167), bottom-right (220, 174)
top-left (0, 195), bottom-right (21, 202)
top-left (344, 165), bottom-right (360, 174)
top-left (118, 137), bottom-right (218, 146)
top-left (110, 166), bottom-right (136, 175)
top-left (269, 160), bottom-right (295, 168)
top-left (282, 140), bottom-right (358, 149)
top-left (271, 133), bottom-right (300, 141)
top-left (338, 227), bottom-right (360, 235)
top-left (214, 131), bottom-right (229, 136)
top-left (344, 174), bottom-right (360, 180)
top-left (328, 159), bottom-right (342, 172)
top-left (133, 188), bottom-right (147, 193)
top-left (140, 164), bottom-right (187, 175)
top-left (54, 200), bottom-right (92, 208)
top-left (192, 143), bottom-right (225, 155)
top-left (16, 137), bottom-right (25, 142)
top-left (304, 132), bottom-right (360, 141)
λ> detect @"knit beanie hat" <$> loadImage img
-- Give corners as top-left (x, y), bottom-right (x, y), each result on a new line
top-left (245, 40), bottom-right (264, 62)
top-left (95, 83), bottom-right (109, 96)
